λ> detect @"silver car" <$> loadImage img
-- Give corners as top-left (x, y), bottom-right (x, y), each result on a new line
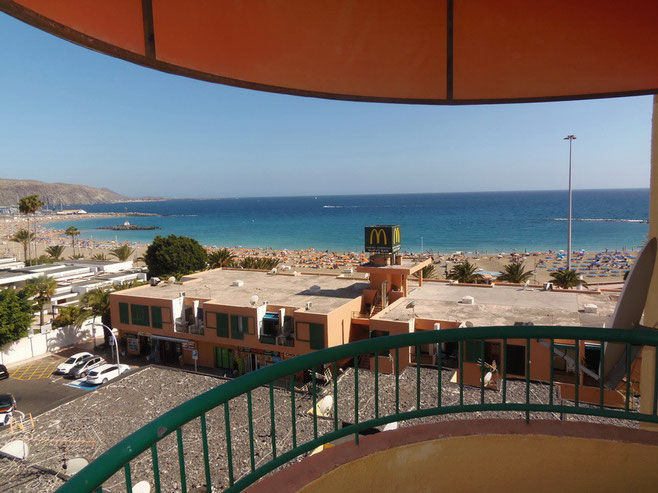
top-left (67, 356), bottom-right (105, 379)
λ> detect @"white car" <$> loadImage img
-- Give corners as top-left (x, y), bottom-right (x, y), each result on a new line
top-left (84, 364), bottom-right (130, 385)
top-left (55, 352), bottom-right (93, 374)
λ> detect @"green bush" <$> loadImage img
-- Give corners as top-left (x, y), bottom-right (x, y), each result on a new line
top-left (144, 235), bottom-right (208, 278)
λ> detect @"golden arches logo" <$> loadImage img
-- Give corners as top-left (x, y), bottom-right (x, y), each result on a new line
top-left (369, 228), bottom-right (388, 245)
top-left (393, 227), bottom-right (400, 244)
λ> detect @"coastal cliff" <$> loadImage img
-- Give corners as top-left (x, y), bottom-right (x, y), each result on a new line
top-left (0, 178), bottom-right (136, 206)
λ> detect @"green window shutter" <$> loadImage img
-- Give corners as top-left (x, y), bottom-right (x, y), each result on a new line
top-left (242, 316), bottom-right (250, 334)
top-left (464, 340), bottom-right (481, 363)
top-left (309, 323), bottom-right (325, 350)
top-left (231, 314), bottom-right (243, 339)
top-left (119, 302), bottom-right (129, 324)
top-left (151, 306), bottom-right (163, 329)
top-left (217, 313), bottom-right (229, 338)
top-left (131, 304), bottom-right (150, 327)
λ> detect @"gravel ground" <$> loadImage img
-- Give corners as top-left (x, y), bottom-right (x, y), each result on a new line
top-left (0, 364), bottom-right (641, 492)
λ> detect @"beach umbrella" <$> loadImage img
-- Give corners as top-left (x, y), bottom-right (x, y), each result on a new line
top-left (1, 2), bottom-right (656, 104)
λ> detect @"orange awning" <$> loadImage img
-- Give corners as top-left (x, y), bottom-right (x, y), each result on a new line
top-left (1, 0), bottom-right (657, 104)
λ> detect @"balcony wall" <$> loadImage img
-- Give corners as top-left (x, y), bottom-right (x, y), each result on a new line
top-left (250, 420), bottom-right (658, 493)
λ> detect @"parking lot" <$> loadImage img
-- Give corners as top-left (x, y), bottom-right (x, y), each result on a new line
top-left (2, 353), bottom-right (134, 418)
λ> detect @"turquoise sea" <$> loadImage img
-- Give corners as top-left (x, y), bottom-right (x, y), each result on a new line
top-left (47, 189), bottom-right (649, 253)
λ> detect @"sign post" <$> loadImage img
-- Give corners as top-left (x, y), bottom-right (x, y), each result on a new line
top-left (192, 349), bottom-right (198, 372)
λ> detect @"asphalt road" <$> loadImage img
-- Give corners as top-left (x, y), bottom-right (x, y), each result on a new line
top-left (0, 356), bottom-right (92, 418)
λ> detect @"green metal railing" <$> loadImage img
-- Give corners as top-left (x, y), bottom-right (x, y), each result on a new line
top-left (57, 326), bottom-right (658, 493)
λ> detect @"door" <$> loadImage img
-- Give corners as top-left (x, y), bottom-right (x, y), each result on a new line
top-left (215, 347), bottom-right (233, 369)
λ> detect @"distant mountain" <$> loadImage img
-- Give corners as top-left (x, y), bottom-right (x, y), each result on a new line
top-left (0, 178), bottom-right (142, 206)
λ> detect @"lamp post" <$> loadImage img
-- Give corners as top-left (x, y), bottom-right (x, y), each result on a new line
top-left (564, 135), bottom-right (577, 271)
top-left (93, 322), bottom-right (120, 368)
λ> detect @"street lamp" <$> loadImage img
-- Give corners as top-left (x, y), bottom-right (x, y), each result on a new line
top-left (93, 322), bottom-right (120, 368)
top-left (564, 135), bottom-right (577, 271)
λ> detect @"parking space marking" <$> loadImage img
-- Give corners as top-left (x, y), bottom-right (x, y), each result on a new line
top-left (10, 361), bottom-right (60, 380)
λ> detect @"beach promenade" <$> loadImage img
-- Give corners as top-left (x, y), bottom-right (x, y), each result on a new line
top-left (0, 212), bottom-right (637, 284)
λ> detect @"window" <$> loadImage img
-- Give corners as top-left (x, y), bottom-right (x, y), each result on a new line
top-left (230, 314), bottom-right (243, 340)
top-left (119, 302), bottom-right (129, 324)
top-left (216, 313), bottom-right (229, 338)
top-left (309, 323), bottom-right (325, 350)
top-left (242, 316), bottom-right (252, 334)
top-left (464, 340), bottom-right (482, 363)
top-left (151, 306), bottom-right (163, 329)
top-left (131, 304), bottom-right (150, 327)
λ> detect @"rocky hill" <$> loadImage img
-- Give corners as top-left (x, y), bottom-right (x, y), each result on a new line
top-left (0, 178), bottom-right (131, 206)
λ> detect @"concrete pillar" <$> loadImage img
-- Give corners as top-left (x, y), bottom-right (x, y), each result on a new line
top-left (641, 95), bottom-right (658, 426)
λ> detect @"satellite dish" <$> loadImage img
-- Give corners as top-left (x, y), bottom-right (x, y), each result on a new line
top-left (249, 295), bottom-right (259, 306)
top-left (603, 237), bottom-right (657, 388)
top-left (168, 276), bottom-right (176, 283)
top-left (405, 301), bottom-right (417, 309)
top-left (270, 268), bottom-right (277, 274)
top-left (64, 457), bottom-right (89, 475)
top-left (132, 481), bottom-right (151, 493)
top-left (465, 321), bottom-right (474, 328)
top-left (309, 285), bottom-right (321, 294)
top-left (0, 440), bottom-right (29, 460)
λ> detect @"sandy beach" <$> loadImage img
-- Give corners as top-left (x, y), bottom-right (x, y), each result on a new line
top-left (0, 212), bottom-right (637, 285)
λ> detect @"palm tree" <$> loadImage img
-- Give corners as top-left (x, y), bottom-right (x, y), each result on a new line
top-left (78, 287), bottom-right (112, 347)
top-left (18, 194), bottom-right (44, 261)
top-left (208, 248), bottom-right (236, 269)
top-left (240, 257), bottom-right (280, 270)
top-left (550, 269), bottom-right (588, 289)
top-left (65, 226), bottom-right (80, 256)
top-left (446, 260), bottom-right (483, 283)
top-left (45, 245), bottom-right (65, 260)
top-left (413, 264), bottom-right (437, 280)
top-left (498, 262), bottom-right (533, 283)
top-left (52, 305), bottom-right (84, 329)
top-left (10, 229), bottom-right (35, 262)
top-left (25, 274), bottom-right (58, 328)
top-left (109, 245), bottom-right (135, 261)
top-left (91, 253), bottom-right (108, 261)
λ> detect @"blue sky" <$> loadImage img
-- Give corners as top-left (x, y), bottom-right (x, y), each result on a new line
top-left (0, 13), bottom-right (653, 199)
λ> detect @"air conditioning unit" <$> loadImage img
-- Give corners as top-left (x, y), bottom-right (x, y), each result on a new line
top-left (306, 301), bottom-right (313, 310)
top-left (232, 280), bottom-right (244, 287)
top-left (461, 296), bottom-right (475, 305)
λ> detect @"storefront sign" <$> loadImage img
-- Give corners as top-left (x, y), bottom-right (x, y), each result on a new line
top-left (182, 341), bottom-right (196, 351)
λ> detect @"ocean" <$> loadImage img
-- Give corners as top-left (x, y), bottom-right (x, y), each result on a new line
top-left (47, 189), bottom-right (649, 253)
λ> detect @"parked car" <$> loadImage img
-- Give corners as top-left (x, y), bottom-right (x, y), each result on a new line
top-left (67, 356), bottom-right (105, 379)
top-left (84, 364), bottom-right (130, 385)
top-left (0, 394), bottom-right (16, 426)
top-left (55, 352), bottom-right (93, 375)
top-left (0, 365), bottom-right (8, 380)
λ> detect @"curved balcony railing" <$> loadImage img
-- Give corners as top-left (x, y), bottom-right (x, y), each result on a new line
top-left (57, 326), bottom-right (658, 493)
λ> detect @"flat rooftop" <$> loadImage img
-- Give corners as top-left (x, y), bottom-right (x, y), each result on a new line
top-left (378, 282), bottom-right (616, 327)
top-left (119, 269), bottom-right (368, 313)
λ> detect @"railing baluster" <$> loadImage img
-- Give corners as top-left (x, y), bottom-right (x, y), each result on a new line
top-left (176, 428), bottom-right (187, 492)
top-left (625, 343), bottom-right (632, 412)
top-left (290, 375), bottom-right (297, 449)
top-left (502, 339), bottom-right (508, 404)
top-left (458, 340), bottom-right (464, 406)
top-left (575, 339), bottom-right (580, 408)
top-left (395, 347), bottom-right (400, 416)
top-left (654, 346), bottom-right (658, 417)
top-left (525, 338), bottom-right (530, 424)
top-left (333, 361), bottom-right (339, 431)
top-left (247, 391), bottom-right (256, 473)
top-left (416, 345), bottom-right (421, 410)
top-left (480, 339), bottom-right (485, 405)
top-left (270, 383), bottom-right (277, 458)
top-left (311, 372), bottom-right (317, 440)
top-left (374, 351), bottom-right (379, 419)
top-left (354, 355), bottom-right (359, 445)
top-left (599, 340), bottom-right (605, 409)
top-left (549, 338), bottom-right (554, 406)
top-left (96, 487), bottom-right (103, 493)
top-left (437, 341), bottom-right (442, 408)
top-left (224, 402), bottom-right (234, 486)
top-left (201, 413), bottom-right (213, 492)
top-left (151, 445), bottom-right (161, 493)
top-left (124, 463), bottom-right (132, 493)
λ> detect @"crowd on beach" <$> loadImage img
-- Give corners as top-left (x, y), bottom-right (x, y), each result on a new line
top-left (0, 212), bottom-right (637, 284)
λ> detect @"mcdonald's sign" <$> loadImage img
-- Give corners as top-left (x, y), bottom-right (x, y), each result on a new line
top-left (365, 225), bottom-right (401, 254)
